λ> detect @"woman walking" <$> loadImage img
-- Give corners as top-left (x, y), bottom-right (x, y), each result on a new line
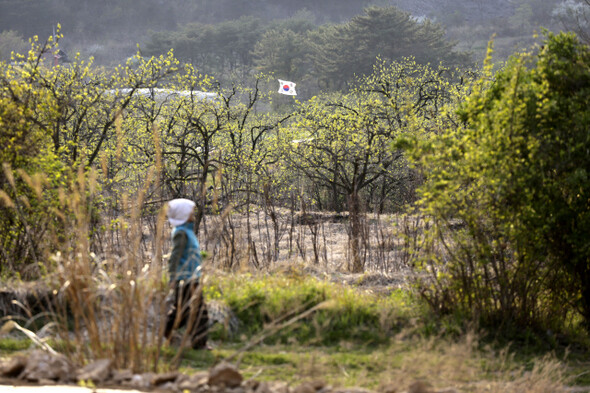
top-left (164, 198), bottom-right (209, 350)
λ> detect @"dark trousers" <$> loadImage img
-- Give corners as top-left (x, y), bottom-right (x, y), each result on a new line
top-left (164, 279), bottom-right (209, 349)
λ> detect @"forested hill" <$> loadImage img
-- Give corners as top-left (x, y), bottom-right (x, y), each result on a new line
top-left (0, 0), bottom-right (565, 91)
top-left (0, 0), bottom-right (556, 41)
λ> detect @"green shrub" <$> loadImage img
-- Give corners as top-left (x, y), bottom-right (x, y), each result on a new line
top-left (402, 31), bottom-right (590, 334)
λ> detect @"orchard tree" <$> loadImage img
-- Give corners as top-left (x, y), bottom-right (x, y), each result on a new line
top-left (2, 34), bottom-right (181, 170)
top-left (0, 37), bottom-right (64, 274)
top-left (213, 77), bottom-right (293, 267)
top-left (0, 64), bottom-right (61, 274)
top-left (118, 69), bottom-right (292, 267)
top-left (0, 33), bottom-right (186, 272)
top-left (114, 63), bottom-right (219, 229)
top-left (284, 59), bottom-right (470, 272)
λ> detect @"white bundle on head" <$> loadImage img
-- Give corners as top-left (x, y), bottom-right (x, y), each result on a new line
top-left (167, 198), bottom-right (196, 226)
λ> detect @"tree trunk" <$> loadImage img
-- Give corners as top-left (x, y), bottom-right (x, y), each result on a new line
top-left (348, 190), bottom-right (363, 273)
top-left (194, 159), bottom-right (209, 233)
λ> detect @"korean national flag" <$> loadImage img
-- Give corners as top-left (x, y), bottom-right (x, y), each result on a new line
top-left (278, 79), bottom-right (297, 96)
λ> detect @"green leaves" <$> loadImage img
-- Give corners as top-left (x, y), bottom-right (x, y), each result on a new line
top-left (404, 32), bottom-right (590, 332)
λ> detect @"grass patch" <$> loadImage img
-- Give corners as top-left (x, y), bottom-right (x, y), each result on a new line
top-left (1, 331), bottom-right (579, 391)
top-left (177, 347), bottom-right (218, 370)
top-left (203, 270), bottom-right (417, 346)
top-left (173, 335), bottom-right (574, 392)
top-left (1, 271), bottom-right (588, 391)
top-left (0, 336), bottom-right (31, 353)
top-left (196, 271), bottom-right (587, 391)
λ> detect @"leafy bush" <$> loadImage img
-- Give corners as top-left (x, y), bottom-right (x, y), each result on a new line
top-left (0, 44), bottom-right (64, 276)
top-left (402, 32), bottom-right (590, 333)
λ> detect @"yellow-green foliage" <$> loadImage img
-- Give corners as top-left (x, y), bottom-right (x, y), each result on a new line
top-left (0, 33), bottom-right (216, 276)
top-left (279, 58), bottom-right (474, 271)
top-left (401, 32), bottom-right (590, 333)
top-left (0, 49), bottom-right (64, 274)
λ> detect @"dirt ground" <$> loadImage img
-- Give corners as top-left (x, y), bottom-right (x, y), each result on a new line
top-left (195, 209), bottom-right (416, 276)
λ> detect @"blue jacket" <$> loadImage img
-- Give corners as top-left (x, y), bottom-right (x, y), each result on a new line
top-left (169, 222), bottom-right (202, 281)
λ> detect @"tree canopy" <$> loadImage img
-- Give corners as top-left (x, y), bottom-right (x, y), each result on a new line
top-left (307, 7), bottom-right (472, 90)
top-left (142, 6), bottom-right (471, 92)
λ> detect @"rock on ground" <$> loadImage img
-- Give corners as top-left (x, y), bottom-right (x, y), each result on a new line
top-left (1, 350), bottom-right (459, 393)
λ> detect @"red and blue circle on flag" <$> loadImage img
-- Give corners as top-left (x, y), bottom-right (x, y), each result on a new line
top-left (278, 79), bottom-right (297, 95)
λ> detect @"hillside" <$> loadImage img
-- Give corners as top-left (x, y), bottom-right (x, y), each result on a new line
top-left (0, 0), bottom-right (564, 68)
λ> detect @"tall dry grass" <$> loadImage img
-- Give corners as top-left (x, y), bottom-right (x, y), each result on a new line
top-left (47, 165), bottom-right (174, 371)
top-left (0, 160), bottom-right (213, 372)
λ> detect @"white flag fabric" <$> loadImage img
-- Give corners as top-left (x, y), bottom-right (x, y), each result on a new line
top-left (278, 79), bottom-right (297, 96)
